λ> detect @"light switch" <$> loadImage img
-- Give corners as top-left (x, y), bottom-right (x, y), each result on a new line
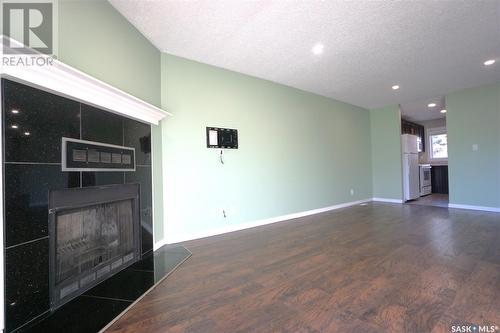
top-left (472, 144), bottom-right (479, 151)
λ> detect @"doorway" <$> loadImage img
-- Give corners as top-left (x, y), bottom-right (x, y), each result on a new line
top-left (400, 96), bottom-right (449, 208)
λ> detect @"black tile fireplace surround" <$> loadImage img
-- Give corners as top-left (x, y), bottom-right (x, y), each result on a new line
top-left (1, 79), bottom-right (164, 332)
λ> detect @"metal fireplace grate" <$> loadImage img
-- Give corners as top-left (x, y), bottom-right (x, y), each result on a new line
top-left (48, 184), bottom-right (141, 310)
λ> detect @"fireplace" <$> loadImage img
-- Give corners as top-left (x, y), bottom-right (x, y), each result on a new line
top-left (48, 184), bottom-right (141, 310)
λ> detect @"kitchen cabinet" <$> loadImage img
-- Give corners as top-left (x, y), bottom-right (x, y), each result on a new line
top-left (401, 119), bottom-right (425, 152)
top-left (431, 165), bottom-right (449, 194)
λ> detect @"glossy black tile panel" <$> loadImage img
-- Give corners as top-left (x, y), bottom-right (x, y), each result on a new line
top-left (22, 296), bottom-right (131, 333)
top-left (2, 79), bottom-right (80, 163)
top-left (83, 268), bottom-right (154, 302)
top-left (126, 166), bottom-right (153, 254)
top-left (82, 171), bottom-right (125, 187)
top-left (5, 239), bottom-right (50, 333)
top-left (4, 164), bottom-right (80, 247)
top-left (81, 104), bottom-right (123, 146)
top-left (125, 166), bottom-right (152, 210)
top-left (124, 118), bottom-right (151, 165)
top-left (141, 230), bottom-right (153, 257)
top-left (2, 81), bottom-right (157, 333)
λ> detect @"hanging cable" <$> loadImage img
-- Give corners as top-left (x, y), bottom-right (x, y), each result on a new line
top-left (219, 149), bottom-right (224, 165)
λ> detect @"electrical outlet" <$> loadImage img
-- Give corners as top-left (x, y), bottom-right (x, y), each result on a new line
top-left (350, 188), bottom-right (354, 196)
top-left (219, 206), bottom-right (239, 220)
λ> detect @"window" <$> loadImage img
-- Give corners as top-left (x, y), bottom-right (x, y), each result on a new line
top-left (431, 134), bottom-right (447, 158)
top-left (428, 127), bottom-right (448, 161)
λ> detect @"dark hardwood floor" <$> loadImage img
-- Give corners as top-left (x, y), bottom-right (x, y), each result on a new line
top-left (105, 203), bottom-right (500, 333)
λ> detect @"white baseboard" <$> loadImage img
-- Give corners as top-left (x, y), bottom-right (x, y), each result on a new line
top-left (163, 198), bottom-right (499, 245)
top-left (448, 203), bottom-right (500, 213)
top-left (372, 198), bottom-right (500, 213)
top-left (372, 197), bottom-right (403, 204)
top-left (153, 238), bottom-right (168, 251)
top-left (166, 198), bottom-right (372, 244)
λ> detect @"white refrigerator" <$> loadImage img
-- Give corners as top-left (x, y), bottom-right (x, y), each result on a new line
top-left (402, 134), bottom-right (420, 201)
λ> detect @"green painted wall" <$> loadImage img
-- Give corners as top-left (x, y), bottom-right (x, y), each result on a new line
top-left (57, 0), bottom-right (165, 242)
top-left (58, 0), bottom-right (160, 106)
top-left (161, 54), bottom-right (372, 242)
top-left (447, 83), bottom-right (500, 208)
top-left (370, 106), bottom-right (403, 200)
top-left (54, 0), bottom-right (500, 243)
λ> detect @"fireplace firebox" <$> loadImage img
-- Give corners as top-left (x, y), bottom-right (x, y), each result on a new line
top-left (48, 184), bottom-right (141, 310)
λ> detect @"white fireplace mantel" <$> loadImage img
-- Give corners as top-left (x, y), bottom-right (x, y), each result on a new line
top-left (0, 54), bottom-right (170, 126)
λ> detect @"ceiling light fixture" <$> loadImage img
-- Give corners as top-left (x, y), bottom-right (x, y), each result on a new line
top-left (11, 109), bottom-right (19, 114)
top-left (312, 43), bottom-right (324, 55)
top-left (440, 109), bottom-right (447, 114)
top-left (484, 59), bottom-right (496, 66)
top-left (428, 103), bottom-right (436, 108)
top-left (11, 124), bottom-right (18, 129)
top-left (392, 85), bottom-right (400, 90)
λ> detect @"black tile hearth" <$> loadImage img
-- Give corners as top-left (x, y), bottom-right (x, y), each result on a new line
top-left (2, 79), bottom-right (80, 163)
top-left (22, 296), bottom-right (131, 333)
top-left (81, 104), bottom-right (124, 146)
top-left (151, 248), bottom-right (192, 282)
top-left (22, 245), bottom-right (191, 333)
top-left (131, 245), bottom-right (192, 282)
top-left (4, 164), bottom-right (80, 247)
top-left (5, 239), bottom-right (50, 333)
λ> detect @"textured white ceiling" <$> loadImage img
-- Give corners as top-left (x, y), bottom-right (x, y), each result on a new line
top-left (109, 0), bottom-right (500, 109)
top-left (400, 96), bottom-right (446, 122)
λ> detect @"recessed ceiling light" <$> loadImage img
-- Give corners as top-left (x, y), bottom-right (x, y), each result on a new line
top-left (11, 124), bottom-right (18, 129)
top-left (312, 43), bottom-right (324, 55)
top-left (440, 109), bottom-right (447, 113)
top-left (484, 59), bottom-right (496, 66)
top-left (11, 109), bottom-right (19, 114)
top-left (392, 85), bottom-right (400, 90)
top-left (428, 103), bottom-right (436, 108)
top-left (24, 131), bottom-right (30, 136)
